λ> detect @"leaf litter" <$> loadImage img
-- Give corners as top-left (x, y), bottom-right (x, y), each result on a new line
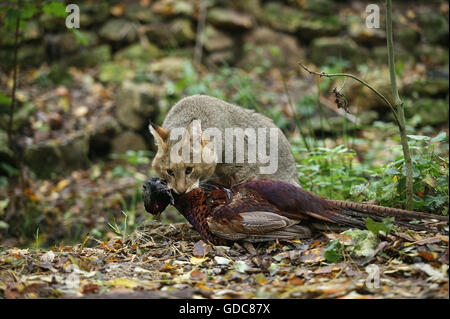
top-left (0, 219), bottom-right (448, 299)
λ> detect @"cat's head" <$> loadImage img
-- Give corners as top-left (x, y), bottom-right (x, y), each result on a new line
top-left (149, 120), bottom-right (217, 194)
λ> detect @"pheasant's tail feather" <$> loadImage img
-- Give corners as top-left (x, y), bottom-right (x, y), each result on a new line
top-left (327, 199), bottom-right (449, 222)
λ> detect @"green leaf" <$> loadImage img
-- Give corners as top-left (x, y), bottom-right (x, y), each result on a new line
top-left (42, 1), bottom-right (67, 18)
top-left (71, 29), bottom-right (88, 46)
top-left (0, 92), bottom-right (11, 105)
top-left (324, 240), bottom-right (344, 263)
top-left (407, 134), bottom-right (430, 141)
top-left (365, 217), bottom-right (395, 235)
top-left (431, 132), bottom-right (447, 142)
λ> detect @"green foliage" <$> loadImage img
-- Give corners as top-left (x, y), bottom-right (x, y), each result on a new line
top-left (365, 217), bottom-right (395, 236)
top-left (324, 240), bottom-right (344, 262)
top-left (294, 144), bottom-right (369, 199)
top-left (2, 1), bottom-right (67, 31)
top-left (111, 150), bottom-right (152, 166)
top-left (42, 1), bottom-right (66, 18)
top-left (368, 133), bottom-right (449, 214)
top-left (294, 131), bottom-right (449, 214)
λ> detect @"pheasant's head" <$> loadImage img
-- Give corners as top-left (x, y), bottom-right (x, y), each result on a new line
top-left (142, 178), bottom-right (174, 216)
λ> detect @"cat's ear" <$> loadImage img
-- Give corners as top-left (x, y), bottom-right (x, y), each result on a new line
top-left (149, 122), bottom-right (169, 147)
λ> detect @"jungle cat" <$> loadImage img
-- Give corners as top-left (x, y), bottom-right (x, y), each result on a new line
top-left (149, 95), bottom-right (300, 194)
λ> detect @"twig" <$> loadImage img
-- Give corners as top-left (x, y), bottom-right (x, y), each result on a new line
top-left (297, 61), bottom-right (400, 125)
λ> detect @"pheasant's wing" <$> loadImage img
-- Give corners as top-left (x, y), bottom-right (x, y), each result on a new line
top-left (207, 211), bottom-right (311, 242)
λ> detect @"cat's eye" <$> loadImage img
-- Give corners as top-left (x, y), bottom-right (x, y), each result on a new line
top-left (167, 169), bottom-right (174, 177)
top-left (185, 167), bottom-right (193, 175)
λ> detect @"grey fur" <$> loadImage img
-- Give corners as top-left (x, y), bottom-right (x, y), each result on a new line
top-left (160, 95), bottom-right (300, 187)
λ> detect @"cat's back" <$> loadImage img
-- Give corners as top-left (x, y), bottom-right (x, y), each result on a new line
top-left (163, 95), bottom-right (264, 130)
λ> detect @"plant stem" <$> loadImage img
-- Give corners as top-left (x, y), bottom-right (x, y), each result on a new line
top-left (386, 0), bottom-right (413, 210)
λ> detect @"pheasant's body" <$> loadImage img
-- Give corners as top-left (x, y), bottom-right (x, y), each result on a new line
top-left (143, 178), bottom-right (448, 245)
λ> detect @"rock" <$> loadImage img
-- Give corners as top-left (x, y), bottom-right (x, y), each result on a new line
top-left (114, 43), bottom-right (161, 63)
top-left (404, 77), bottom-right (449, 97)
top-left (145, 19), bottom-right (196, 48)
top-left (206, 50), bottom-right (235, 66)
top-left (395, 28), bottom-right (420, 51)
top-left (309, 37), bottom-right (368, 67)
top-left (125, 4), bottom-right (157, 22)
top-left (151, 0), bottom-right (194, 17)
top-left (0, 45), bottom-right (45, 68)
top-left (203, 25), bottom-right (234, 52)
top-left (111, 131), bottom-right (148, 154)
top-left (208, 8), bottom-right (253, 30)
top-left (229, 0), bottom-right (263, 19)
top-left (116, 81), bottom-right (163, 130)
top-left (44, 32), bottom-right (99, 60)
top-left (296, 18), bottom-right (344, 40)
top-left (304, 0), bottom-right (335, 15)
top-left (348, 20), bottom-right (386, 46)
top-left (23, 20), bottom-right (43, 42)
top-left (415, 44), bottom-right (449, 66)
top-left (98, 62), bottom-right (134, 84)
top-left (405, 98), bottom-right (449, 126)
top-left (262, 3), bottom-right (343, 39)
top-left (416, 10), bottom-right (449, 45)
top-left (99, 19), bottom-right (138, 42)
top-left (148, 57), bottom-right (190, 79)
top-left (39, 13), bottom-right (65, 32)
top-left (69, 45), bottom-right (112, 68)
top-left (24, 134), bottom-right (89, 178)
top-left (79, 1), bottom-right (110, 26)
top-left (372, 46), bottom-right (414, 65)
top-left (238, 27), bottom-right (305, 70)
top-left (88, 116), bottom-right (122, 158)
top-left (262, 3), bottom-right (304, 33)
top-left (345, 67), bottom-right (397, 110)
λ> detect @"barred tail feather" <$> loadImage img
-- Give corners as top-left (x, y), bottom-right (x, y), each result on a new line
top-left (327, 199), bottom-right (449, 222)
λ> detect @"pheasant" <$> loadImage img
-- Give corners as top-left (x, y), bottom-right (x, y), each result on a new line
top-left (142, 178), bottom-right (448, 245)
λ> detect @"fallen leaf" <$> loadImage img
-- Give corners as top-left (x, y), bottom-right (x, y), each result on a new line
top-left (234, 260), bottom-right (250, 273)
top-left (287, 276), bottom-right (304, 285)
top-left (254, 273), bottom-right (268, 285)
top-left (214, 256), bottom-right (231, 265)
top-left (82, 283), bottom-right (100, 294)
top-left (40, 251), bottom-right (55, 263)
top-left (104, 278), bottom-right (141, 289)
top-left (190, 269), bottom-right (206, 281)
top-left (193, 240), bottom-right (211, 257)
top-left (190, 257), bottom-right (209, 265)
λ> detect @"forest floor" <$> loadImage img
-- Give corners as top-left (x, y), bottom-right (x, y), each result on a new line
top-left (0, 220), bottom-right (448, 299)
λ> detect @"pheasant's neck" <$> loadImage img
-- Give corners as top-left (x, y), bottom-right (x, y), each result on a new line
top-left (173, 188), bottom-right (227, 245)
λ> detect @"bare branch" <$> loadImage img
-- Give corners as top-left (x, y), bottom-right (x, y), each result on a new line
top-left (297, 61), bottom-right (400, 125)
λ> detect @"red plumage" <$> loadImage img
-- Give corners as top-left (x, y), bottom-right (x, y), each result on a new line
top-left (142, 178), bottom-right (448, 245)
